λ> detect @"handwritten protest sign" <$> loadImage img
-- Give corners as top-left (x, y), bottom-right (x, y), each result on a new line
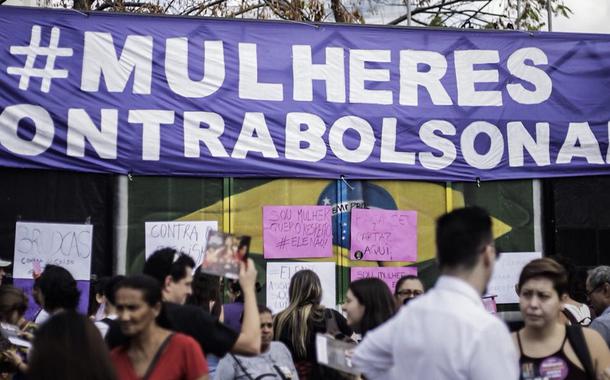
top-left (350, 209), bottom-right (417, 262)
top-left (486, 252), bottom-right (542, 304)
top-left (351, 267), bottom-right (417, 292)
top-left (145, 221), bottom-right (217, 268)
top-left (263, 206), bottom-right (332, 259)
top-left (266, 262), bottom-right (335, 314)
top-left (13, 222), bottom-right (93, 281)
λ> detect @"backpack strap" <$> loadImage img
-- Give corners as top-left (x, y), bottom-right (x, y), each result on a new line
top-left (230, 354), bottom-right (255, 380)
top-left (562, 308), bottom-right (579, 325)
top-left (566, 325), bottom-right (596, 379)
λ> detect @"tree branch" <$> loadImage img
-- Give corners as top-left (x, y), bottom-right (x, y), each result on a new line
top-left (388, 0), bottom-right (489, 26)
top-left (96, 1), bottom-right (155, 11)
top-left (230, 2), bottom-right (266, 16)
top-left (459, 0), bottom-right (491, 28)
top-left (180, 0), bottom-right (225, 15)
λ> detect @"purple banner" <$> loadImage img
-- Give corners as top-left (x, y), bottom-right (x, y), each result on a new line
top-left (1, 7), bottom-right (610, 181)
top-left (13, 278), bottom-right (90, 321)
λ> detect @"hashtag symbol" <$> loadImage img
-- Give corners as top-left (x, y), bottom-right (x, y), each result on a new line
top-left (275, 237), bottom-right (289, 250)
top-left (7, 25), bottom-right (73, 93)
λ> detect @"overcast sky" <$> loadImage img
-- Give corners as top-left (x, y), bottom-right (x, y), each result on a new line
top-left (552, 0), bottom-right (610, 34)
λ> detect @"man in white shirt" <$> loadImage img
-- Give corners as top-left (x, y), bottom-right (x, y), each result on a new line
top-left (352, 206), bottom-right (519, 380)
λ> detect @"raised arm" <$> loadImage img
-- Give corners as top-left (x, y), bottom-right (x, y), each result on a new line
top-left (231, 259), bottom-right (261, 355)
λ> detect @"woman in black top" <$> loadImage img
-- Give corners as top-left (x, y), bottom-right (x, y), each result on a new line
top-left (513, 258), bottom-right (610, 380)
top-left (273, 270), bottom-right (351, 380)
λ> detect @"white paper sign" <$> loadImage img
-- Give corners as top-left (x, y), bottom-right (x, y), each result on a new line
top-left (145, 221), bottom-right (218, 268)
top-left (266, 262), bottom-right (336, 314)
top-left (13, 222), bottom-right (93, 281)
top-left (315, 334), bottom-right (359, 375)
top-left (487, 251), bottom-right (543, 304)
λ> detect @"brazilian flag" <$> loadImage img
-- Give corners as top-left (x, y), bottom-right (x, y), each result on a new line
top-left (127, 178), bottom-right (534, 305)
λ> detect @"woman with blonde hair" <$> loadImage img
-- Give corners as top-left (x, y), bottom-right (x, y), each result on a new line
top-left (273, 270), bottom-right (351, 380)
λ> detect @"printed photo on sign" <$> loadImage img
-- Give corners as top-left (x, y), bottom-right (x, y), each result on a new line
top-left (199, 231), bottom-right (250, 279)
top-left (145, 221), bottom-right (217, 269)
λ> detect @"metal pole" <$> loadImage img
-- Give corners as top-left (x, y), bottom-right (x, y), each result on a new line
top-left (516, 0), bottom-right (521, 29)
top-left (406, 0), bottom-right (412, 26)
top-left (547, 0), bottom-right (553, 31)
top-left (113, 175), bottom-right (129, 275)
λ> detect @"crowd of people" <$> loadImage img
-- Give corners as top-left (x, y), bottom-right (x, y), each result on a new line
top-left (0, 206), bottom-right (609, 379)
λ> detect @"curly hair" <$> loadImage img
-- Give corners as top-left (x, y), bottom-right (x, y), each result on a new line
top-left (38, 265), bottom-right (80, 312)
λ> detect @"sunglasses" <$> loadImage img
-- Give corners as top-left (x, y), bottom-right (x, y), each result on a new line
top-left (396, 289), bottom-right (424, 297)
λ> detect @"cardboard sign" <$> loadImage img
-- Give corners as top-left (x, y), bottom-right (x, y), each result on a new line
top-left (316, 334), bottom-right (359, 376)
top-left (266, 262), bottom-right (336, 314)
top-left (145, 221), bottom-right (217, 268)
top-left (486, 252), bottom-right (543, 304)
top-left (350, 266), bottom-right (418, 293)
top-left (13, 222), bottom-right (93, 281)
top-left (350, 209), bottom-right (417, 262)
top-left (263, 206), bottom-right (332, 259)
top-left (482, 296), bottom-right (497, 314)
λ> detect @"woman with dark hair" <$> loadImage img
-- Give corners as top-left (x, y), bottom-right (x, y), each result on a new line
top-left (394, 275), bottom-right (425, 306)
top-left (27, 311), bottom-right (117, 380)
top-left (513, 258), bottom-right (610, 380)
top-left (187, 269), bottom-right (223, 319)
top-left (551, 256), bottom-right (592, 326)
top-left (111, 275), bottom-right (209, 380)
top-left (187, 269), bottom-right (223, 377)
top-left (0, 286), bottom-right (34, 378)
top-left (0, 286), bottom-right (30, 329)
top-left (223, 280), bottom-right (244, 333)
top-left (273, 270), bottom-right (352, 380)
top-left (37, 265), bottom-right (80, 315)
top-left (342, 278), bottom-right (396, 338)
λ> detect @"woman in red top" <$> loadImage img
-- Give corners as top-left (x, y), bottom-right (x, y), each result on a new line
top-left (111, 275), bottom-right (208, 380)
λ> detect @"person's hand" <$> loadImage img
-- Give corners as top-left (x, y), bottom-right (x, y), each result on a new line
top-left (2, 350), bottom-right (26, 372)
top-left (598, 367), bottom-right (610, 380)
top-left (238, 258), bottom-right (257, 291)
top-left (19, 331), bottom-right (34, 342)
